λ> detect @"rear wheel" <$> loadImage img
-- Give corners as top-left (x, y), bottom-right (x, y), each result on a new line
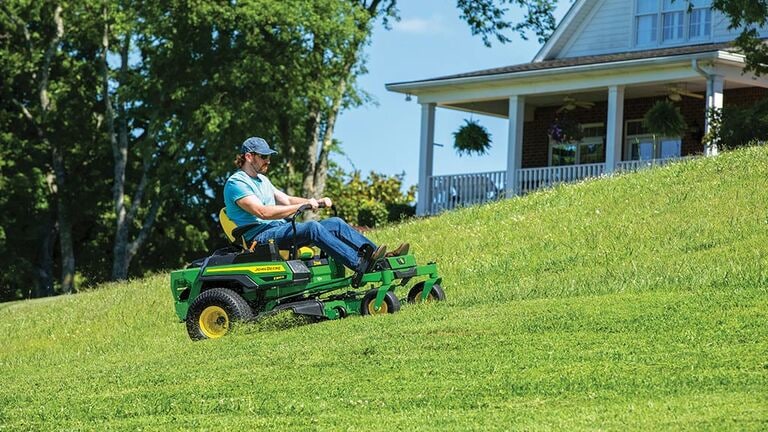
top-left (186, 288), bottom-right (253, 340)
top-left (407, 282), bottom-right (446, 304)
top-left (360, 290), bottom-right (401, 316)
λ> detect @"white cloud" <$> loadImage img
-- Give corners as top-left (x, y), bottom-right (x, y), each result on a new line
top-left (392, 16), bottom-right (445, 34)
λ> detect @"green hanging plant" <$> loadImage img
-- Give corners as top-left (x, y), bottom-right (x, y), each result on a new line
top-left (453, 119), bottom-right (492, 156)
top-left (643, 100), bottom-right (687, 137)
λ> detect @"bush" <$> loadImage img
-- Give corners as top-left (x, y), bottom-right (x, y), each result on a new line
top-left (708, 98), bottom-right (768, 150)
top-left (324, 167), bottom-right (416, 228)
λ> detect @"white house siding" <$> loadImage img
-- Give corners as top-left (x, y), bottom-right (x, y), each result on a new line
top-left (712, 10), bottom-right (768, 41)
top-left (554, 0), bottom-right (768, 60)
top-left (560, 0), bottom-right (631, 58)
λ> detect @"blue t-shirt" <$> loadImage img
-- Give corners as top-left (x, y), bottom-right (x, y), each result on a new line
top-left (223, 171), bottom-right (286, 239)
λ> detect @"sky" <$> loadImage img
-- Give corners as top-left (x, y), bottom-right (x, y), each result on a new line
top-left (333, 1), bottom-right (570, 188)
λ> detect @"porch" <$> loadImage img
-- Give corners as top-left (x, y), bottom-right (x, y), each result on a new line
top-left (387, 44), bottom-right (768, 216)
top-left (427, 157), bottom-right (692, 215)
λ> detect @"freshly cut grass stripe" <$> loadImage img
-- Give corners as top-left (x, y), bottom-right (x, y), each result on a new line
top-left (1, 146), bottom-right (767, 431)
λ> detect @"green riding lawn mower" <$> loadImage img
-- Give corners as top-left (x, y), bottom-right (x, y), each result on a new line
top-left (169, 204), bottom-right (445, 340)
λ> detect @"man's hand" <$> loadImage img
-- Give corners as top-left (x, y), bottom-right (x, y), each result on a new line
top-left (307, 198), bottom-right (320, 210)
top-left (320, 197), bottom-right (333, 208)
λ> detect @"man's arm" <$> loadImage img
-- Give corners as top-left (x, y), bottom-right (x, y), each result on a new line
top-left (274, 189), bottom-right (332, 208)
top-left (236, 195), bottom-right (306, 220)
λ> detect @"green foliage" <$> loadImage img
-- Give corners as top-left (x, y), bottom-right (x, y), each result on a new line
top-left (453, 118), bottom-right (493, 157)
top-left (713, 0), bottom-right (768, 75)
top-left (643, 100), bottom-right (687, 137)
top-left (456, 0), bottom-right (559, 45)
top-left (324, 166), bottom-right (415, 227)
top-left (1, 147), bottom-right (767, 430)
top-left (0, 0), bottom-right (394, 296)
top-left (706, 98), bottom-right (768, 150)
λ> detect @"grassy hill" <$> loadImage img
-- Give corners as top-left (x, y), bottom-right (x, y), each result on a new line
top-left (1, 147), bottom-right (767, 431)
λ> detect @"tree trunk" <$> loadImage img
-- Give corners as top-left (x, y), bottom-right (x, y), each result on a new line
top-left (39, 5), bottom-right (74, 293)
top-left (302, 2), bottom-right (375, 200)
top-left (313, 78), bottom-right (347, 199)
top-left (33, 218), bottom-right (56, 298)
top-left (278, 114), bottom-right (296, 195)
top-left (301, 105), bottom-right (321, 198)
top-left (103, 19), bottom-right (135, 281)
top-left (51, 144), bottom-right (74, 293)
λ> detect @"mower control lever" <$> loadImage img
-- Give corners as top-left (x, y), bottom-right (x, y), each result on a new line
top-left (296, 201), bottom-right (328, 213)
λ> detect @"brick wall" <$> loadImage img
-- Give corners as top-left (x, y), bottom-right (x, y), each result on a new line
top-left (520, 86), bottom-right (768, 168)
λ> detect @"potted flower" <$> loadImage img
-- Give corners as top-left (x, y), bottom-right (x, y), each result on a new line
top-left (643, 100), bottom-right (687, 137)
top-left (547, 116), bottom-right (584, 144)
top-left (453, 119), bottom-right (492, 156)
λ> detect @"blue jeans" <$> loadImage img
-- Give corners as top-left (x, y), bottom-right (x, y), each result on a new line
top-left (251, 217), bottom-right (376, 269)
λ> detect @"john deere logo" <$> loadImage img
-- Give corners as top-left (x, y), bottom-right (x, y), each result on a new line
top-left (397, 258), bottom-right (406, 265)
top-left (205, 264), bottom-right (285, 275)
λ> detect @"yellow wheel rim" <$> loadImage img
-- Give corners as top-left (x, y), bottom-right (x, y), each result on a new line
top-left (199, 306), bottom-right (229, 338)
top-left (413, 292), bottom-right (436, 303)
top-left (367, 299), bottom-right (389, 315)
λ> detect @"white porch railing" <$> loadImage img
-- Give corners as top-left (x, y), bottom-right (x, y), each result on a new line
top-left (429, 170), bottom-right (505, 215)
top-left (616, 156), bottom-right (696, 172)
top-left (516, 162), bottom-right (605, 195)
top-left (426, 156), bottom-right (697, 215)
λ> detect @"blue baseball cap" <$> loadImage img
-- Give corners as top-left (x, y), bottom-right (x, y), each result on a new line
top-left (240, 137), bottom-right (277, 155)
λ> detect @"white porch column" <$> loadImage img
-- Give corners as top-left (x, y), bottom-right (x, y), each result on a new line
top-left (604, 85), bottom-right (625, 173)
top-left (705, 75), bottom-right (724, 156)
top-left (416, 103), bottom-right (436, 216)
top-left (505, 95), bottom-right (525, 196)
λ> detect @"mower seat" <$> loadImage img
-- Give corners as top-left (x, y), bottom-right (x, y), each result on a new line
top-left (218, 208), bottom-right (314, 260)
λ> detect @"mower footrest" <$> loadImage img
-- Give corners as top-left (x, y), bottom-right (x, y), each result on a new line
top-left (273, 299), bottom-right (325, 318)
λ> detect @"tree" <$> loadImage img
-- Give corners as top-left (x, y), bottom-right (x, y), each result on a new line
top-left (713, 0), bottom-right (768, 76)
top-left (0, 1), bottom-right (102, 294)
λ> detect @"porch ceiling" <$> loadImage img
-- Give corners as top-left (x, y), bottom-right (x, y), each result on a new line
top-left (442, 78), bottom-right (754, 118)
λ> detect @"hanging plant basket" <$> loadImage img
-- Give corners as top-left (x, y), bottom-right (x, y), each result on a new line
top-left (643, 100), bottom-right (687, 137)
top-left (453, 119), bottom-right (492, 156)
top-left (547, 116), bottom-right (584, 144)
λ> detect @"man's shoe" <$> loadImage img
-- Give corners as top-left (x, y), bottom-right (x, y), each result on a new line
top-left (370, 245), bottom-right (387, 265)
top-left (385, 243), bottom-right (410, 257)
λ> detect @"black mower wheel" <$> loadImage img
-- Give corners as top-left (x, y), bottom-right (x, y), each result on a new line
top-left (360, 290), bottom-right (401, 316)
top-left (407, 282), bottom-right (446, 304)
top-left (186, 288), bottom-right (253, 341)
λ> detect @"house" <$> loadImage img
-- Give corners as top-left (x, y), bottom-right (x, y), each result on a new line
top-left (386, 0), bottom-right (768, 216)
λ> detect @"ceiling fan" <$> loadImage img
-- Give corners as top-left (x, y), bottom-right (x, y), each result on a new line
top-left (557, 96), bottom-right (595, 113)
top-left (667, 84), bottom-right (704, 101)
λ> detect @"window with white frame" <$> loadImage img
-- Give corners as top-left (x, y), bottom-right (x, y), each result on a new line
top-left (689, 0), bottom-right (712, 40)
top-left (635, 0), bottom-right (712, 46)
top-left (662, 0), bottom-right (685, 42)
top-left (624, 120), bottom-right (682, 160)
top-left (636, 0), bottom-right (659, 45)
top-left (549, 123), bottom-right (605, 166)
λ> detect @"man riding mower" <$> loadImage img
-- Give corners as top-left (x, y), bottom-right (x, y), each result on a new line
top-left (168, 137), bottom-right (445, 340)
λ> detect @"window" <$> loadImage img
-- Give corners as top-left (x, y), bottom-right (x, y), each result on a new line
top-left (662, 0), bottom-right (684, 42)
top-left (550, 123), bottom-right (605, 166)
top-left (689, 0), bottom-right (712, 39)
top-left (635, 0), bottom-right (712, 46)
top-left (636, 0), bottom-right (659, 45)
top-left (624, 120), bottom-right (682, 160)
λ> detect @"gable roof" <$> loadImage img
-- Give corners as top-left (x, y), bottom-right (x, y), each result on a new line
top-left (387, 42), bottom-right (736, 90)
top-left (533, 0), bottom-right (595, 62)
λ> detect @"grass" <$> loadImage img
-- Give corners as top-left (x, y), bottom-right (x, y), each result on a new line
top-left (1, 146), bottom-right (767, 431)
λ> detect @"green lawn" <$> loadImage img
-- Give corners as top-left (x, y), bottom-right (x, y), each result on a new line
top-left (1, 147), bottom-right (767, 431)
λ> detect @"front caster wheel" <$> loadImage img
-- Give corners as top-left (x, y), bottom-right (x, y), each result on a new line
top-left (407, 282), bottom-right (446, 304)
top-left (360, 290), bottom-right (401, 315)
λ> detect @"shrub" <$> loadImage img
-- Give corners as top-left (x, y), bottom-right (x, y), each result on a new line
top-left (324, 167), bottom-right (416, 228)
